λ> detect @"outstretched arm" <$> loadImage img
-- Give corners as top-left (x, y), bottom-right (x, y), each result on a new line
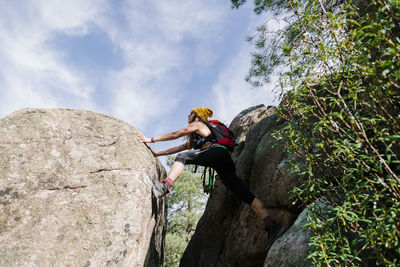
top-left (149, 143), bottom-right (188, 157)
top-left (140, 122), bottom-right (201, 143)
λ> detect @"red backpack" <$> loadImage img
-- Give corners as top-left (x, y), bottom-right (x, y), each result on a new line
top-left (207, 120), bottom-right (236, 152)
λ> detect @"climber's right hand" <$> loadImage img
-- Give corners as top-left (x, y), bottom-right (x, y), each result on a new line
top-left (138, 134), bottom-right (152, 143)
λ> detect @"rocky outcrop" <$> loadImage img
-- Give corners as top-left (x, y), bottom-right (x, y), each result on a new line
top-left (264, 208), bottom-right (312, 267)
top-left (265, 196), bottom-right (339, 266)
top-left (229, 104), bottom-right (273, 160)
top-left (180, 105), bottom-right (304, 267)
top-left (0, 108), bottom-right (166, 266)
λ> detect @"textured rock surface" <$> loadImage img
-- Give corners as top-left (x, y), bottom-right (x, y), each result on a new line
top-left (180, 105), bottom-right (303, 267)
top-left (229, 104), bottom-right (273, 160)
top-left (0, 108), bottom-right (166, 266)
top-left (264, 208), bottom-right (312, 267)
top-left (264, 197), bottom-right (337, 266)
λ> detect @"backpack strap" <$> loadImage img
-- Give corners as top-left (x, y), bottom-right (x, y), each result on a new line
top-left (204, 122), bottom-right (218, 143)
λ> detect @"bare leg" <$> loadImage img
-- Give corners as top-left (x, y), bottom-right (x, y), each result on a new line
top-left (167, 161), bottom-right (185, 182)
top-left (250, 197), bottom-right (269, 220)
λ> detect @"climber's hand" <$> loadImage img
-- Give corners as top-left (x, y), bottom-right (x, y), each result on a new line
top-left (139, 134), bottom-right (161, 156)
top-left (139, 134), bottom-right (152, 143)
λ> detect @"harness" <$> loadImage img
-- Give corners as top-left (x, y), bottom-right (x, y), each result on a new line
top-left (192, 133), bottom-right (215, 149)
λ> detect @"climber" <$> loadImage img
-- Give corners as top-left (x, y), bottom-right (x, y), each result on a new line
top-left (139, 107), bottom-right (286, 250)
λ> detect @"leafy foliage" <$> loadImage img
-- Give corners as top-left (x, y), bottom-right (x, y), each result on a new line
top-left (234, 0), bottom-right (400, 265)
top-left (164, 156), bottom-right (208, 267)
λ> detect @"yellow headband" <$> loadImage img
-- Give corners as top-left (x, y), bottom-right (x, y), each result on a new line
top-left (192, 107), bottom-right (213, 120)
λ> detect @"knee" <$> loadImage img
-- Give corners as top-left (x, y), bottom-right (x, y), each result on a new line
top-left (175, 152), bottom-right (187, 165)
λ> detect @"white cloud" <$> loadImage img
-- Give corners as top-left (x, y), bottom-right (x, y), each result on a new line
top-left (104, 0), bottom-right (234, 130)
top-left (118, 0), bottom-right (226, 43)
top-left (211, 43), bottom-right (278, 124)
top-left (210, 11), bottom-right (288, 124)
top-left (0, 0), bottom-right (275, 135)
top-left (0, 0), bottom-right (107, 117)
top-left (108, 62), bottom-right (182, 130)
top-left (105, 38), bottom-right (185, 129)
top-left (37, 0), bottom-right (104, 34)
top-left (0, 0), bottom-right (226, 126)
top-left (154, 0), bottom-right (227, 42)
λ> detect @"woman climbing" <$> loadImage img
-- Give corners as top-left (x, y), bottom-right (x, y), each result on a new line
top-left (139, 107), bottom-right (286, 250)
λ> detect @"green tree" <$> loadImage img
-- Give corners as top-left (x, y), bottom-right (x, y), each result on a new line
top-left (233, 0), bottom-right (399, 265)
top-left (164, 156), bottom-right (208, 267)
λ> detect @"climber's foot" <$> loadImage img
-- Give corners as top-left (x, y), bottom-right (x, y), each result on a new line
top-left (151, 175), bottom-right (169, 198)
top-left (265, 223), bottom-right (286, 251)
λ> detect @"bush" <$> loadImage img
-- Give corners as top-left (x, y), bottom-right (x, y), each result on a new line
top-left (274, 0), bottom-right (400, 265)
top-left (234, 0), bottom-right (399, 265)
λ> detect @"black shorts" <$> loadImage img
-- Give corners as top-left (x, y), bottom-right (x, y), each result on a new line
top-left (175, 145), bottom-right (255, 205)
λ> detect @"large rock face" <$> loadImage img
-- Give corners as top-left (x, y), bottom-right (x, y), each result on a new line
top-left (0, 108), bottom-right (166, 266)
top-left (180, 105), bottom-right (304, 267)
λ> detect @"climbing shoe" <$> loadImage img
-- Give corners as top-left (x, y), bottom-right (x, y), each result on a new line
top-left (151, 176), bottom-right (170, 198)
top-left (265, 222), bottom-right (286, 251)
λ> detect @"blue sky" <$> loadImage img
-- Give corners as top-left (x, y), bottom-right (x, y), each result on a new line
top-left (0, 0), bottom-right (286, 157)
